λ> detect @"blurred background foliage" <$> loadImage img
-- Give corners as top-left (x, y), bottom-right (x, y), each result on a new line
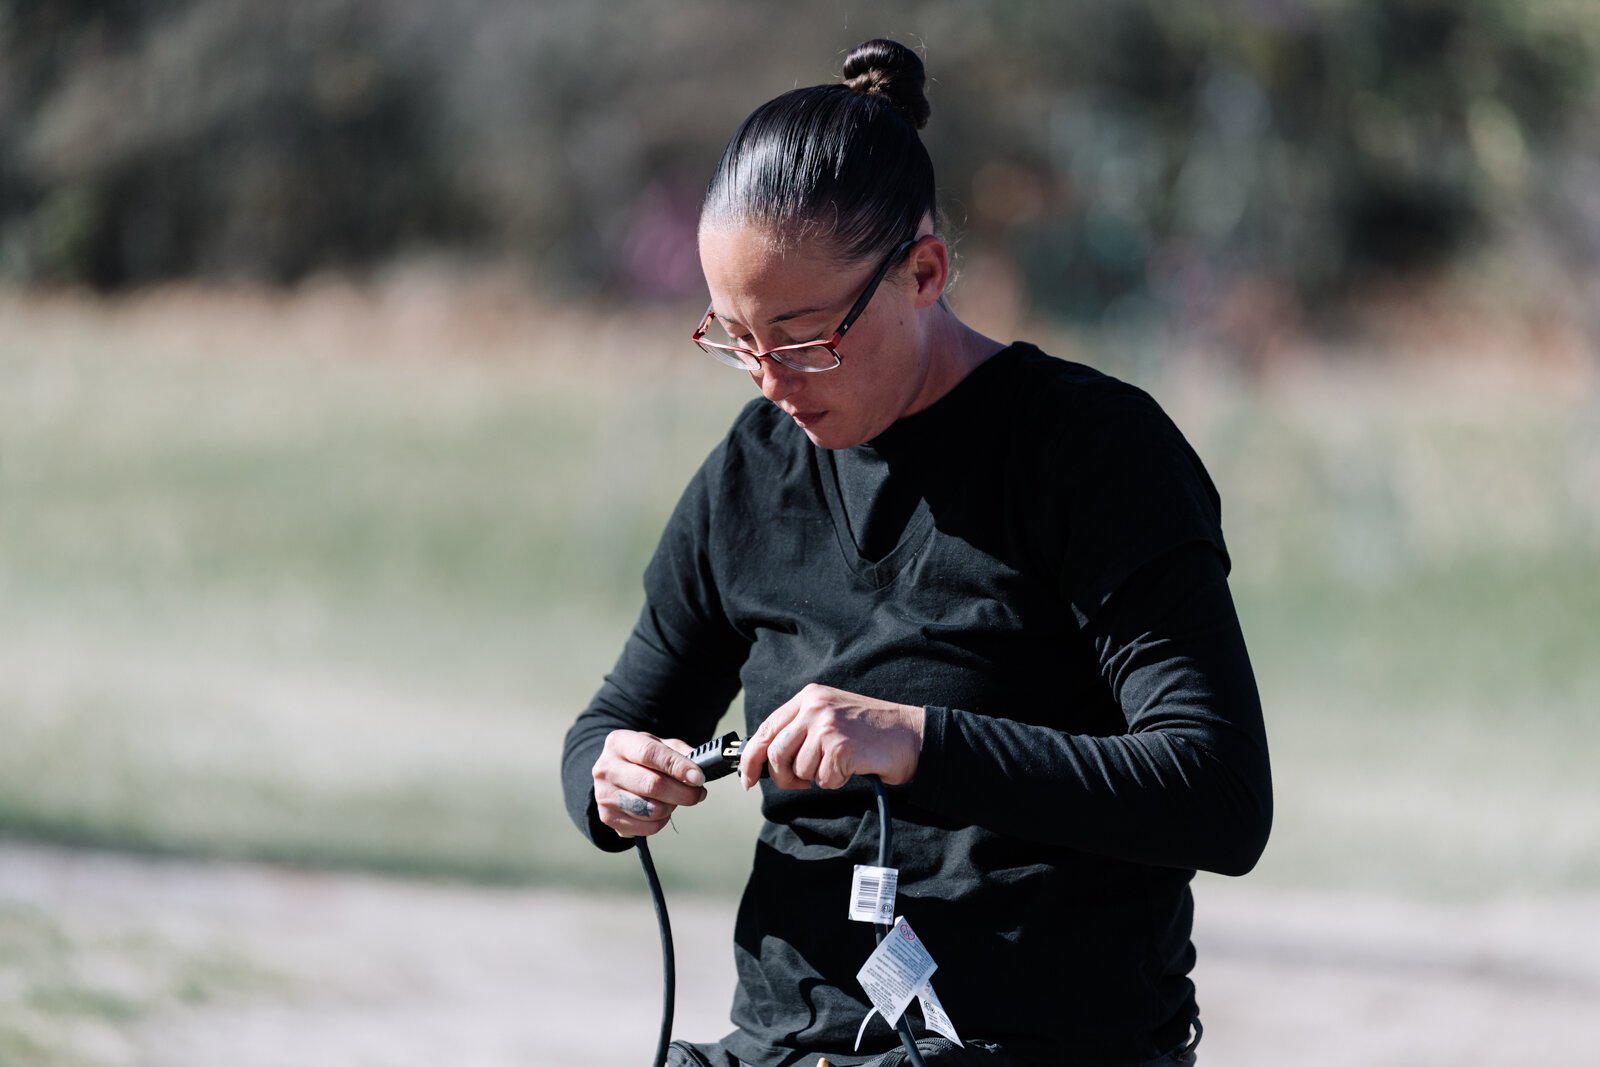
top-left (4, 0), bottom-right (1600, 348)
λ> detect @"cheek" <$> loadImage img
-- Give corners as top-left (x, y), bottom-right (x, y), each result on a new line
top-left (843, 336), bottom-right (908, 400)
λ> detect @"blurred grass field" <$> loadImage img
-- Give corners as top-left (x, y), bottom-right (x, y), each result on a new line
top-left (2, 282), bottom-right (1598, 901)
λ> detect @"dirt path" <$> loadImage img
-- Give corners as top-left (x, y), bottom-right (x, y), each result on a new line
top-left (2, 843), bottom-right (1596, 1066)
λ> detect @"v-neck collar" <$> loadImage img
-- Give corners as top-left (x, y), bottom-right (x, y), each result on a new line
top-left (815, 446), bottom-right (935, 589)
top-left (805, 343), bottom-right (1022, 588)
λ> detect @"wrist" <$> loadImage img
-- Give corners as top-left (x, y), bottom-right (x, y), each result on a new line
top-left (906, 703), bottom-right (926, 750)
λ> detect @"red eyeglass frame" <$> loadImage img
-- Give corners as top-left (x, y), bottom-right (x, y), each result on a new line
top-left (691, 237), bottom-right (919, 373)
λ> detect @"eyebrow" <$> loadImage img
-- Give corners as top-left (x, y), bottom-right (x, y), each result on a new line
top-left (766, 305), bottom-right (829, 325)
top-left (715, 303), bottom-right (832, 333)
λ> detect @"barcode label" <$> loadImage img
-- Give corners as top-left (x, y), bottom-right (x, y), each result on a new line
top-left (848, 864), bottom-right (898, 924)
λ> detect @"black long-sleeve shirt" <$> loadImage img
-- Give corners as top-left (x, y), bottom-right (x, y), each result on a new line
top-left (561, 344), bottom-right (1272, 1066)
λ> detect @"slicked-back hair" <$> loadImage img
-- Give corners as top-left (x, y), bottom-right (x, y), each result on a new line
top-left (700, 39), bottom-right (937, 264)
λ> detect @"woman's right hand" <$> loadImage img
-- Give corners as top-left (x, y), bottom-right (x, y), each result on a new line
top-left (592, 730), bottom-right (708, 838)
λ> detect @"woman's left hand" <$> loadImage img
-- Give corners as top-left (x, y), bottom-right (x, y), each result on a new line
top-left (740, 683), bottom-right (925, 790)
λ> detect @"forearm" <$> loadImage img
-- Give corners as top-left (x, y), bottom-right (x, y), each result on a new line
top-left (912, 705), bottom-right (1269, 874)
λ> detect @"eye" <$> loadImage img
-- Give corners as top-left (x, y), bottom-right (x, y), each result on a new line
top-left (717, 321), bottom-right (755, 347)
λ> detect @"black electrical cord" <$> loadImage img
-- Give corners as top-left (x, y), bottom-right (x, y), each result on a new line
top-left (870, 776), bottom-right (929, 1067)
top-left (637, 733), bottom-right (928, 1067)
top-left (636, 837), bottom-right (674, 1067)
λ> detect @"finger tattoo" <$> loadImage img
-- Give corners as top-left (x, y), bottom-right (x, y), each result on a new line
top-left (619, 794), bottom-right (653, 819)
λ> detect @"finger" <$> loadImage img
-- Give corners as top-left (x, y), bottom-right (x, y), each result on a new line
top-left (617, 792), bottom-right (656, 820)
top-left (658, 739), bottom-right (710, 803)
top-left (608, 732), bottom-right (707, 789)
top-left (595, 781), bottom-right (678, 835)
top-left (598, 729), bottom-right (704, 796)
top-left (606, 762), bottom-right (707, 809)
top-left (814, 743), bottom-right (852, 790)
top-left (766, 720), bottom-right (813, 791)
top-left (742, 699), bottom-right (802, 789)
top-left (792, 729), bottom-right (828, 788)
top-left (598, 804), bottom-right (672, 839)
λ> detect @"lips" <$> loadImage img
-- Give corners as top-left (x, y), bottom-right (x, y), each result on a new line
top-left (789, 410), bottom-right (827, 428)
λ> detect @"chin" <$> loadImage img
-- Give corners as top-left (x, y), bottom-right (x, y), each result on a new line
top-left (801, 423), bottom-right (870, 450)
top-left (784, 406), bottom-right (877, 449)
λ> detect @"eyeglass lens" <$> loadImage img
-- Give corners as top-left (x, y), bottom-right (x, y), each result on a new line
top-left (694, 339), bottom-right (839, 372)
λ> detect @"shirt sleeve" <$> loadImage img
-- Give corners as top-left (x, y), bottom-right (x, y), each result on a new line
top-left (908, 382), bottom-right (1269, 876)
top-left (560, 456), bottom-right (751, 852)
top-left (909, 541), bottom-right (1272, 875)
top-left (1054, 387), bottom-right (1230, 624)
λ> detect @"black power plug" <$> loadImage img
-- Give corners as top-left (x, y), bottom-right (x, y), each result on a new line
top-left (687, 731), bottom-right (766, 783)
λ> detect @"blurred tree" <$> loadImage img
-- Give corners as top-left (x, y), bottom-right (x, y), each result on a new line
top-left (2, 0), bottom-right (479, 285)
top-left (1, 0), bottom-right (1596, 347)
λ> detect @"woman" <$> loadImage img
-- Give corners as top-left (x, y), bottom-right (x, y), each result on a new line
top-left (562, 38), bottom-right (1271, 1067)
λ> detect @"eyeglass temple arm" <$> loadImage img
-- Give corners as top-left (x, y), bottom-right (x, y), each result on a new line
top-left (834, 237), bottom-right (918, 340)
top-left (692, 303), bottom-right (716, 339)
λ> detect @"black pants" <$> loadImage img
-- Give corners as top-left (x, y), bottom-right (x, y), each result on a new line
top-left (666, 1037), bottom-right (1014, 1066)
top-left (665, 1022), bottom-right (1201, 1067)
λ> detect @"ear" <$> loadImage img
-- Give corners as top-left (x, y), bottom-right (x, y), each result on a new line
top-left (907, 235), bottom-right (950, 310)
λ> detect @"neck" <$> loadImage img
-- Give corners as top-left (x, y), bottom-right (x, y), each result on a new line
top-left (901, 304), bottom-right (1006, 419)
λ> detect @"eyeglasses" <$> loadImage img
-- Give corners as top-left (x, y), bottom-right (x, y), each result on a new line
top-left (691, 237), bottom-right (918, 373)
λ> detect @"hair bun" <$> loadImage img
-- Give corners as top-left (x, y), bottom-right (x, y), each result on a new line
top-left (842, 38), bottom-right (931, 130)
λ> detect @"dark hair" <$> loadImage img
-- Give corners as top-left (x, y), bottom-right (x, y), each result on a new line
top-left (700, 39), bottom-right (936, 263)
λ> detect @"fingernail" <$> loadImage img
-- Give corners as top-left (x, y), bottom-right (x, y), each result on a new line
top-left (684, 766), bottom-right (705, 787)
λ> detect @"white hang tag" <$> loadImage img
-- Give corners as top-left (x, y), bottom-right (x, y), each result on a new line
top-left (848, 865), bottom-right (899, 924)
top-left (852, 981), bottom-right (963, 1051)
top-left (852, 1006), bottom-right (882, 1052)
top-left (916, 981), bottom-right (963, 1047)
top-left (855, 916), bottom-right (937, 1025)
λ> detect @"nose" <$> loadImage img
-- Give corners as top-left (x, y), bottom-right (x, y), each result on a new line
top-left (750, 355), bottom-right (802, 404)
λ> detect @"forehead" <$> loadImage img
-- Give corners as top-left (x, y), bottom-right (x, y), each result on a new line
top-left (698, 225), bottom-right (858, 326)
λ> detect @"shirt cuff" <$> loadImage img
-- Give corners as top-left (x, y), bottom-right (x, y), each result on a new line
top-left (585, 789), bottom-right (635, 854)
top-left (908, 704), bottom-right (950, 807)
